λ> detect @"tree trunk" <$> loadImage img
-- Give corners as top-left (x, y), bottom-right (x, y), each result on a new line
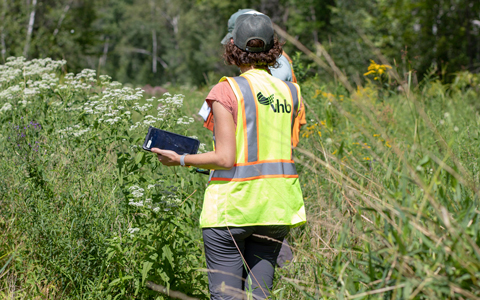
top-left (53, 2), bottom-right (72, 37)
top-left (150, 0), bottom-right (157, 73)
top-left (0, 0), bottom-right (6, 62)
top-left (23, 0), bottom-right (37, 58)
top-left (99, 36), bottom-right (109, 68)
top-left (465, 1), bottom-right (475, 70)
top-left (152, 29), bottom-right (157, 73)
top-left (310, 5), bottom-right (322, 73)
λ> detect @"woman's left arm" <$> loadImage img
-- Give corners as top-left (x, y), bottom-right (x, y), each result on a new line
top-left (151, 100), bottom-right (236, 170)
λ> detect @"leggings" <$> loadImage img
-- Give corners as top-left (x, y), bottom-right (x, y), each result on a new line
top-left (203, 226), bottom-right (289, 300)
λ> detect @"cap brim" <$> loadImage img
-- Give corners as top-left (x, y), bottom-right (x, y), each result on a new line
top-left (221, 32), bottom-right (233, 45)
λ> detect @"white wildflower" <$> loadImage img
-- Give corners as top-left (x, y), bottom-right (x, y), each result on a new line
top-left (0, 103), bottom-right (12, 113)
top-left (127, 227), bottom-right (140, 234)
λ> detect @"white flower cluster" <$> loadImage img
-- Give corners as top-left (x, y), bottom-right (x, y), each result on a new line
top-left (177, 116), bottom-right (194, 125)
top-left (157, 93), bottom-right (184, 119)
top-left (133, 102), bottom-right (153, 112)
top-left (0, 102), bottom-right (12, 113)
top-left (57, 124), bottom-right (92, 138)
top-left (127, 184), bottom-right (182, 213)
top-left (161, 92), bottom-right (184, 107)
top-left (62, 69), bottom-right (97, 91)
top-left (0, 57), bottom-right (66, 87)
top-left (127, 227), bottom-right (140, 234)
top-left (0, 57), bottom-right (64, 107)
top-left (26, 72), bottom-right (59, 91)
top-left (82, 84), bottom-right (145, 126)
top-left (129, 185), bottom-right (145, 198)
top-left (0, 85), bottom-right (22, 100)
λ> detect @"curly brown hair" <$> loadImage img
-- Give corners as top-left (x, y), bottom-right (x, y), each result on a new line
top-left (223, 38), bottom-right (284, 68)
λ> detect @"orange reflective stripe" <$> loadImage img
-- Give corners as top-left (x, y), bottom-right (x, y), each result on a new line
top-left (211, 174), bottom-right (299, 182)
top-left (234, 159), bottom-right (294, 166)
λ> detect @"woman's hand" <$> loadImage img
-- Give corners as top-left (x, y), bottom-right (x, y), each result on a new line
top-left (151, 148), bottom-right (180, 166)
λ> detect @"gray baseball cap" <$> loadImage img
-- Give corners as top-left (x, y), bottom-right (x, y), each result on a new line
top-left (233, 13), bottom-right (274, 53)
top-left (221, 9), bottom-right (260, 45)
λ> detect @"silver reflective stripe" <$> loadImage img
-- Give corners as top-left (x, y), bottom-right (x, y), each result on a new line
top-left (212, 162), bottom-right (297, 179)
top-left (284, 81), bottom-right (299, 131)
top-left (233, 76), bottom-right (258, 162)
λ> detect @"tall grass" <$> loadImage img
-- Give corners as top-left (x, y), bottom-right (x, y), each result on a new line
top-left (268, 28), bottom-right (480, 299)
top-left (1, 48), bottom-right (479, 300)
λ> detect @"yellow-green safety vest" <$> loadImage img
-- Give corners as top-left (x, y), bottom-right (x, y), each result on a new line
top-left (199, 69), bottom-right (306, 228)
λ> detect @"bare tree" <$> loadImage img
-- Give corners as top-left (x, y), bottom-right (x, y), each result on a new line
top-left (1, 0), bottom-right (6, 62)
top-left (23, 0), bottom-right (38, 58)
top-left (99, 36), bottom-right (109, 68)
top-left (53, 1), bottom-right (72, 37)
top-left (151, 0), bottom-right (157, 73)
top-left (152, 29), bottom-right (157, 73)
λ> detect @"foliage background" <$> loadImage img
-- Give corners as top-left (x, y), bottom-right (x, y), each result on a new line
top-left (1, 0), bottom-right (480, 299)
top-left (1, 0), bottom-right (479, 86)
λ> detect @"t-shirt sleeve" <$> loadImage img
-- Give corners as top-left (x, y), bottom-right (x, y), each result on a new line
top-left (203, 81), bottom-right (237, 131)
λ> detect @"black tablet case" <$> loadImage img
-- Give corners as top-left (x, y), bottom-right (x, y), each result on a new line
top-left (142, 126), bottom-right (200, 155)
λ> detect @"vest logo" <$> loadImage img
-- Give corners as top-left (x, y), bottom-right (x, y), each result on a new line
top-left (257, 92), bottom-right (291, 113)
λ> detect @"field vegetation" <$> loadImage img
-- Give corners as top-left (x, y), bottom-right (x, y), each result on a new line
top-left (1, 43), bottom-right (480, 300)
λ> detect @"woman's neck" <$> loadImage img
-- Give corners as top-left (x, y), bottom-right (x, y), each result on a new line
top-left (239, 65), bottom-right (270, 74)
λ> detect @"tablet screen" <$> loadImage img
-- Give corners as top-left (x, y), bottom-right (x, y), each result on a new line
top-left (143, 127), bottom-right (199, 155)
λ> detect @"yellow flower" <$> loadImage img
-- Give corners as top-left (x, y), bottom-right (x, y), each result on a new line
top-left (363, 157), bottom-right (370, 161)
top-left (364, 60), bottom-right (392, 80)
top-left (373, 134), bottom-right (380, 137)
top-left (317, 131), bottom-right (322, 137)
top-left (385, 141), bottom-right (391, 148)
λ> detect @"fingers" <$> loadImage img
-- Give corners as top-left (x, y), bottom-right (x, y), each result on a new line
top-left (151, 147), bottom-right (162, 155)
top-left (150, 148), bottom-right (179, 166)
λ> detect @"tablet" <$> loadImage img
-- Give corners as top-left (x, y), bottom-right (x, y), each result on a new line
top-left (142, 126), bottom-right (200, 155)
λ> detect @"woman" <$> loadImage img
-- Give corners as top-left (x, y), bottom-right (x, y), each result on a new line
top-left (152, 13), bottom-right (306, 300)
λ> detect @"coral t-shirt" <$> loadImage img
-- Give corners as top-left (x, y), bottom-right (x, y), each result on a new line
top-left (203, 81), bottom-right (306, 147)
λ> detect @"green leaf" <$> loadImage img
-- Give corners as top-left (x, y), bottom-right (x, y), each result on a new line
top-left (418, 155), bottom-right (430, 166)
top-left (142, 261), bottom-right (154, 285)
top-left (162, 245), bottom-right (174, 268)
top-left (109, 276), bottom-right (134, 287)
top-left (135, 152), bottom-right (144, 165)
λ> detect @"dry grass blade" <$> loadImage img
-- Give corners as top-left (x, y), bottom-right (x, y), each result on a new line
top-left (146, 281), bottom-right (199, 300)
top-left (347, 284), bottom-right (406, 299)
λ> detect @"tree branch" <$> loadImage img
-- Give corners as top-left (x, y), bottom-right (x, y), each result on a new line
top-left (146, 281), bottom-right (199, 300)
top-left (122, 47), bottom-right (168, 68)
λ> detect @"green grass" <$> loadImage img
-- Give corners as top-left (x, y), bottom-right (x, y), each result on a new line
top-left (1, 56), bottom-right (480, 299)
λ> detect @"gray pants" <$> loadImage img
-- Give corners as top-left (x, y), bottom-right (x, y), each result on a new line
top-left (203, 226), bottom-right (289, 300)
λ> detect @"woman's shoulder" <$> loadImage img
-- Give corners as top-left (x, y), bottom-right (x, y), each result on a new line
top-left (206, 80), bottom-right (235, 102)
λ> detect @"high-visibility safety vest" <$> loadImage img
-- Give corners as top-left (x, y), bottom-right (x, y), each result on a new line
top-left (199, 69), bottom-right (306, 228)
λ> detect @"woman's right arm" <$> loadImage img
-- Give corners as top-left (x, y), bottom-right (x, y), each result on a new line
top-left (151, 100), bottom-right (236, 170)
